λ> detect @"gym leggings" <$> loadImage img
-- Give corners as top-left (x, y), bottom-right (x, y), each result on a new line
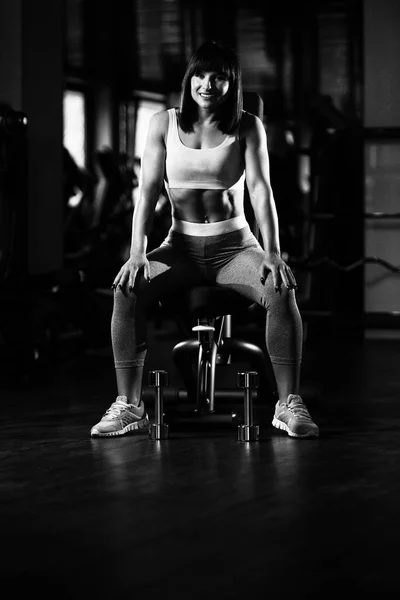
top-left (111, 224), bottom-right (303, 369)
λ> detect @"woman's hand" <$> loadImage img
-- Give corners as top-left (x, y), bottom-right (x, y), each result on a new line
top-left (112, 253), bottom-right (151, 292)
top-left (259, 252), bottom-right (297, 291)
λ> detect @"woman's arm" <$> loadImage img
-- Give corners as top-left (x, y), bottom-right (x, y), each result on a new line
top-left (130, 111), bottom-right (168, 255)
top-left (243, 113), bottom-right (297, 290)
top-left (242, 113), bottom-right (280, 253)
top-left (112, 110), bottom-right (168, 290)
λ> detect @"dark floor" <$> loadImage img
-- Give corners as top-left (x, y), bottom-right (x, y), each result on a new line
top-left (1, 315), bottom-right (400, 598)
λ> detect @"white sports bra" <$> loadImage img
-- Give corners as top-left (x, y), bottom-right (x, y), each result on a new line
top-left (164, 108), bottom-right (245, 191)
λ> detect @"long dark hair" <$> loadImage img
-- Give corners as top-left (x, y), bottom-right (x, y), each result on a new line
top-left (179, 41), bottom-right (243, 134)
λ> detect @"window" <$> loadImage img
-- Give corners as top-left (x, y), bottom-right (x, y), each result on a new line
top-left (63, 90), bottom-right (86, 168)
top-left (134, 95), bottom-right (166, 160)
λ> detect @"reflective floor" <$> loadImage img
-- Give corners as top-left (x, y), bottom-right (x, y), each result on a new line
top-left (1, 318), bottom-right (399, 598)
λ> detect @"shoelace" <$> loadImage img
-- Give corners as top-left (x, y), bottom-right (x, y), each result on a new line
top-left (103, 400), bottom-right (130, 419)
top-left (287, 398), bottom-right (311, 419)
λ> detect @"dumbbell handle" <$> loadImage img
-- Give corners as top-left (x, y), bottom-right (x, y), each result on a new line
top-left (148, 370), bottom-right (169, 440)
top-left (154, 386), bottom-right (163, 425)
top-left (243, 387), bottom-right (253, 427)
top-left (237, 371), bottom-right (258, 426)
top-left (237, 371), bottom-right (259, 442)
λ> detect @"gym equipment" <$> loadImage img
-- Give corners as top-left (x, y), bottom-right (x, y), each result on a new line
top-left (237, 371), bottom-right (260, 442)
top-left (172, 309), bottom-right (273, 416)
top-left (148, 370), bottom-right (169, 440)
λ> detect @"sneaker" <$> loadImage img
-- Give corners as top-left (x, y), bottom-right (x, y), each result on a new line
top-left (90, 396), bottom-right (149, 437)
top-left (272, 394), bottom-right (319, 438)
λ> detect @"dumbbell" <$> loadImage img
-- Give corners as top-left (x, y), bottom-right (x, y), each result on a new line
top-left (148, 370), bottom-right (169, 440)
top-left (237, 371), bottom-right (259, 442)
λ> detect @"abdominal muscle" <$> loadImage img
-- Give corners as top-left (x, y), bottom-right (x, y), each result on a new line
top-left (167, 187), bottom-right (245, 223)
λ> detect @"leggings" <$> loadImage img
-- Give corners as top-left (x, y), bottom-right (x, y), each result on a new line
top-left (111, 224), bottom-right (303, 369)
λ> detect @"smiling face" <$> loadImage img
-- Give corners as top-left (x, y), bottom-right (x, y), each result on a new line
top-left (190, 70), bottom-right (230, 110)
top-left (179, 42), bottom-right (242, 133)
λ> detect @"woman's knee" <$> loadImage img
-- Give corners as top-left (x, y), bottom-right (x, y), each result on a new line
top-left (113, 272), bottom-right (148, 303)
top-left (112, 287), bottom-right (138, 319)
top-left (265, 283), bottom-right (297, 310)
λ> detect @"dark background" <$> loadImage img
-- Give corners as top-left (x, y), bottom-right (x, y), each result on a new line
top-left (3, 0), bottom-right (399, 378)
top-left (1, 3), bottom-right (400, 597)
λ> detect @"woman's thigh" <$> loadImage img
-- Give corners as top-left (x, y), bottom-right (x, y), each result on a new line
top-left (215, 246), bottom-right (274, 308)
top-left (137, 243), bottom-right (205, 306)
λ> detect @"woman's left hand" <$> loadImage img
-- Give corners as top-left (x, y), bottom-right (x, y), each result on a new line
top-left (259, 252), bottom-right (297, 291)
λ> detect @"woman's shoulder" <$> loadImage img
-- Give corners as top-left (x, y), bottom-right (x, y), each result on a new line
top-left (149, 109), bottom-right (171, 128)
top-left (239, 110), bottom-right (266, 142)
top-left (146, 109), bottom-right (172, 141)
top-left (240, 110), bottom-right (263, 131)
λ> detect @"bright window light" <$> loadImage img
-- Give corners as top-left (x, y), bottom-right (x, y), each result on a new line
top-left (63, 90), bottom-right (86, 168)
top-left (134, 98), bottom-right (165, 159)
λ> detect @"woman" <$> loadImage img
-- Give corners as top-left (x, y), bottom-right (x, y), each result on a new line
top-left (90, 41), bottom-right (319, 439)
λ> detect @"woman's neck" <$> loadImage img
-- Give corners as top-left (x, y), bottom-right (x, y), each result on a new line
top-left (194, 107), bottom-right (221, 127)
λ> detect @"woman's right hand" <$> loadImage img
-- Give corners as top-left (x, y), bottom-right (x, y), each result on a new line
top-left (112, 253), bottom-right (151, 292)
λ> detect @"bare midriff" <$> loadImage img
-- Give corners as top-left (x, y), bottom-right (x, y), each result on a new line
top-left (167, 187), bottom-right (244, 223)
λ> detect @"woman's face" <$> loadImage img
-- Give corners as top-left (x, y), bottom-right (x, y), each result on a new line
top-left (190, 70), bottom-right (230, 109)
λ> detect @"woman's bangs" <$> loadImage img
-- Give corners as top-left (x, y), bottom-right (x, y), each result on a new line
top-left (193, 56), bottom-right (233, 79)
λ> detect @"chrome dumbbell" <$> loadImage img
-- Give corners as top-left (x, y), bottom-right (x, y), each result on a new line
top-left (237, 371), bottom-right (260, 442)
top-left (148, 370), bottom-right (169, 440)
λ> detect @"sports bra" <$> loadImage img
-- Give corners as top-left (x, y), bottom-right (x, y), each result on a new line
top-left (164, 108), bottom-right (245, 191)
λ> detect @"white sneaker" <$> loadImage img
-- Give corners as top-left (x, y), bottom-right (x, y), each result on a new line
top-left (272, 395), bottom-right (319, 438)
top-left (90, 396), bottom-right (149, 437)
